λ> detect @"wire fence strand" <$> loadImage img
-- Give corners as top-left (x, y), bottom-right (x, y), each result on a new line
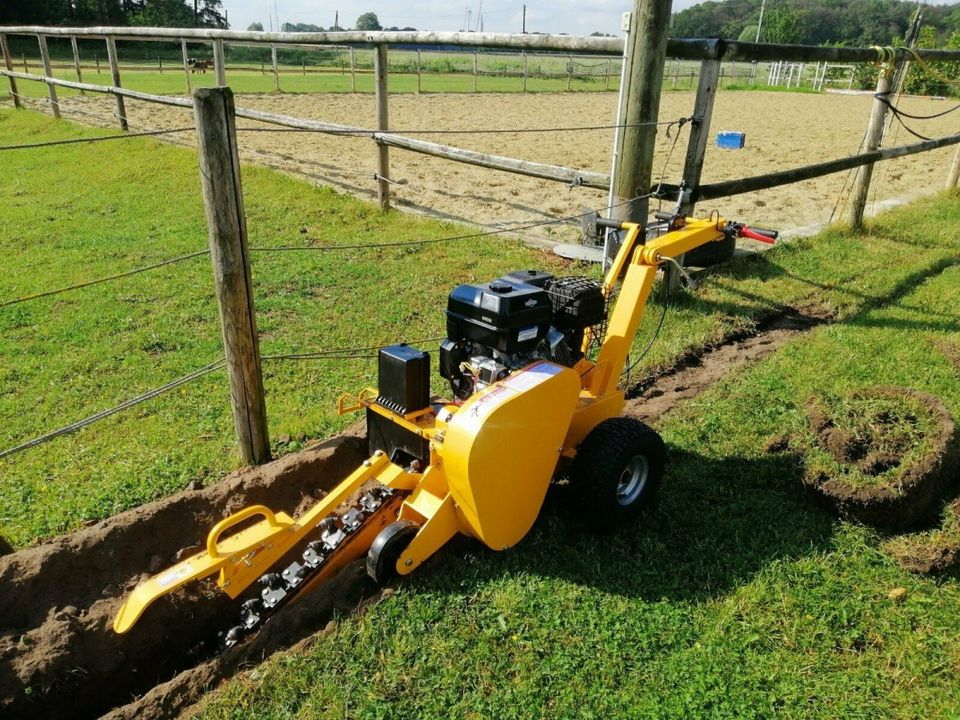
top-left (0, 126), bottom-right (195, 151)
top-left (0, 249), bottom-right (210, 308)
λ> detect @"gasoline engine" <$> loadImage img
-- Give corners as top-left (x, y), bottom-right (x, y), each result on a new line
top-left (439, 271), bottom-right (605, 399)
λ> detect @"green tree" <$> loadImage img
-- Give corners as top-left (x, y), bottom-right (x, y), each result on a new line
top-left (355, 12), bottom-right (382, 31)
top-left (905, 25), bottom-right (951, 96)
top-left (763, 8), bottom-right (805, 44)
top-left (738, 25), bottom-right (758, 42)
top-left (247, 22), bottom-right (264, 31)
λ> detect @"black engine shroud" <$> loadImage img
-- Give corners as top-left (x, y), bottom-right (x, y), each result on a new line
top-left (439, 271), bottom-right (605, 399)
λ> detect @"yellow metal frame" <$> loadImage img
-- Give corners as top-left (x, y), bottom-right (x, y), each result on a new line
top-left (115, 214), bottom-right (731, 634)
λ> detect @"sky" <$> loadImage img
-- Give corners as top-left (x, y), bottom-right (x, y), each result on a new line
top-left (225, 0), bottom-right (706, 36)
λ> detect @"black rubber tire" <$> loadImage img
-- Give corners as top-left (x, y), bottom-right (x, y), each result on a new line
top-left (684, 233), bottom-right (736, 267)
top-left (367, 520), bottom-right (419, 584)
top-left (569, 417), bottom-right (665, 526)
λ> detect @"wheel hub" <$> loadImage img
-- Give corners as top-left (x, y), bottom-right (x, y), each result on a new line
top-left (616, 454), bottom-right (649, 506)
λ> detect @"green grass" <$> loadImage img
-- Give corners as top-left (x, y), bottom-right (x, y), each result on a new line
top-left (3, 106), bottom-right (960, 717)
top-left (9, 61), bottom-right (619, 98)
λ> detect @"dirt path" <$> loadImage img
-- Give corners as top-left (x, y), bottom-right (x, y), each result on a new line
top-left (53, 90), bottom-right (960, 243)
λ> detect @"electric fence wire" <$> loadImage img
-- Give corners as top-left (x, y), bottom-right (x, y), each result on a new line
top-left (234, 117), bottom-right (693, 137)
top-left (0, 125), bottom-right (195, 151)
top-left (250, 191), bottom-right (659, 254)
top-left (0, 336), bottom-right (450, 461)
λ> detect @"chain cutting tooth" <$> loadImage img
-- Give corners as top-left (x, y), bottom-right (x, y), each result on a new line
top-left (221, 488), bottom-right (400, 652)
top-left (341, 508), bottom-right (365, 532)
top-left (223, 625), bottom-right (245, 648)
top-left (281, 561), bottom-right (308, 589)
top-left (320, 517), bottom-right (348, 551)
top-left (260, 573), bottom-right (288, 608)
top-left (302, 540), bottom-right (326, 569)
top-left (239, 598), bottom-right (263, 630)
top-left (360, 492), bottom-right (383, 513)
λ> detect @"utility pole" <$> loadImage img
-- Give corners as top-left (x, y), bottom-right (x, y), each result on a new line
top-left (608, 0), bottom-right (673, 248)
top-left (522, 4), bottom-right (527, 33)
top-left (334, 10), bottom-right (339, 30)
top-left (755, 0), bottom-right (765, 42)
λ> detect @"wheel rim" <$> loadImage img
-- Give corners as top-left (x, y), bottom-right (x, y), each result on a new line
top-left (616, 454), bottom-right (649, 506)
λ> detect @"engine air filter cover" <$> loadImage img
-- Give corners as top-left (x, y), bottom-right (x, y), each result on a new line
top-left (446, 280), bottom-right (552, 354)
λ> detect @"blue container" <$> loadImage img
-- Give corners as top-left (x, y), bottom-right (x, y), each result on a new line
top-left (716, 131), bottom-right (746, 149)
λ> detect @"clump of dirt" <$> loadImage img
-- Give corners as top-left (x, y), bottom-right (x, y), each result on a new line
top-left (930, 337), bottom-right (960, 372)
top-left (800, 387), bottom-right (960, 529)
top-left (883, 497), bottom-right (960, 573)
top-left (0, 425), bottom-right (367, 720)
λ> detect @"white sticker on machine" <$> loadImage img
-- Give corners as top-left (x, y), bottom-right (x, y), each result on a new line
top-left (454, 363), bottom-right (562, 433)
top-left (501, 362), bottom-right (563, 393)
top-left (155, 563), bottom-right (194, 589)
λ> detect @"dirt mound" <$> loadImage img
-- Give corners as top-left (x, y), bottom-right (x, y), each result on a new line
top-left (931, 337), bottom-right (960, 372)
top-left (799, 387), bottom-right (960, 529)
top-left (0, 426), bottom-right (366, 720)
top-left (624, 307), bottom-right (832, 422)
top-left (883, 497), bottom-right (960, 573)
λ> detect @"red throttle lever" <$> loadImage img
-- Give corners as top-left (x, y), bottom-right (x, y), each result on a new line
top-left (737, 225), bottom-right (778, 245)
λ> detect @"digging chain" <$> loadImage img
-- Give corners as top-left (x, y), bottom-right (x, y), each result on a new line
top-left (220, 485), bottom-right (398, 650)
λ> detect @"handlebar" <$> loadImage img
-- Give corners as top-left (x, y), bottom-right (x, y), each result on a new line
top-left (595, 217), bottom-right (624, 231)
top-left (734, 224), bottom-right (778, 245)
top-left (595, 215), bottom-right (778, 245)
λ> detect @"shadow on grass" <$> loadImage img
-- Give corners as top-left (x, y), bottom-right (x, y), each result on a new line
top-left (412, 447), bottom-right (834, 604)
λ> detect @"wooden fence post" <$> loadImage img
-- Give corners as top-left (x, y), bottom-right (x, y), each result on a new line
top-left (106, 37), bottom-right (127, 130)
top-left (193, 86), bottom-right (271, 466)
top-left (567, 54), bottom-right (573, 90)
top-left (374, 44), bottom-right (390, 209)
top-left (22, 53), bottom-right (27, 73)
top-left (415, 49), bottom-right (421, 93)
top-left (181, 39), bottom-right (191, 93)
top-left (350, 47), bottom-right (357, 92)
top-left (271, 45), bottom-right (280, 91)
top-left (70, 36), bottom-right (85, 95)
top-left (95, 55), bottom-right (100, 74)
top-left (37, 35), bottom-right (60, 119)
top-left (473, 49), bottom-right (478, 92)
top-left (0, 35), bottom-right (20, 109)
top-left (158, 55), bottom-right (163, 74)
top-left (946, 145), bottom-right (960, 190)
top-left (669, 56), bottom-right (721, 289)
top-left (522, 51), bottom-right (528, 91)
top-left (213, 38), bottom-right (226, 85)
top-left (608, 0), bottom-right (672, 243)
top-left (605, 60), bottom-right (611, 90)
top-left (849, 69), bottom-right (893, 229)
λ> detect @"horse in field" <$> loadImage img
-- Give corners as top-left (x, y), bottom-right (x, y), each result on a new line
top-left (187, 58), bottom-right (214, 73)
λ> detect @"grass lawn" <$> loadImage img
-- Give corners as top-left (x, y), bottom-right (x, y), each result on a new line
top-left (8, 62), bottom-right (618, 98)
top-left (2, 106), bottom-right (960, 717)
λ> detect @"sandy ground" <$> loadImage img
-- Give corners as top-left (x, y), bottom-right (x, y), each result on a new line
top-left (49, 90), bottom-right (960, 242)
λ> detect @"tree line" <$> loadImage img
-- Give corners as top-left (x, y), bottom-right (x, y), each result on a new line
top-left (672, 0), bottom-right (960, 47)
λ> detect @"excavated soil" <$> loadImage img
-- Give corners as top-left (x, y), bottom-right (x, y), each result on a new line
top-left (0, 426), bottom-right (366, 720)
top-left (0, 306), bottom-right (831, 719)
top-left (624, 307), bottom-right (833, 422)
top-left (799, 387), bottom-right (960, 529)
top-left (931, 337), bottom-right (960, 371)
top-left (47, 90), bottom-right (960, 244)
top-left (884, 498), bottom-right (960, 574)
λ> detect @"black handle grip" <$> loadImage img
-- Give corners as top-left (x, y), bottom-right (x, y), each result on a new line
top-left (748, 226), bottom-right (779, 239)
top-left (596, 218), bottom-right (623, 230)
top-left (653, 211), bottom-right (675, 222)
